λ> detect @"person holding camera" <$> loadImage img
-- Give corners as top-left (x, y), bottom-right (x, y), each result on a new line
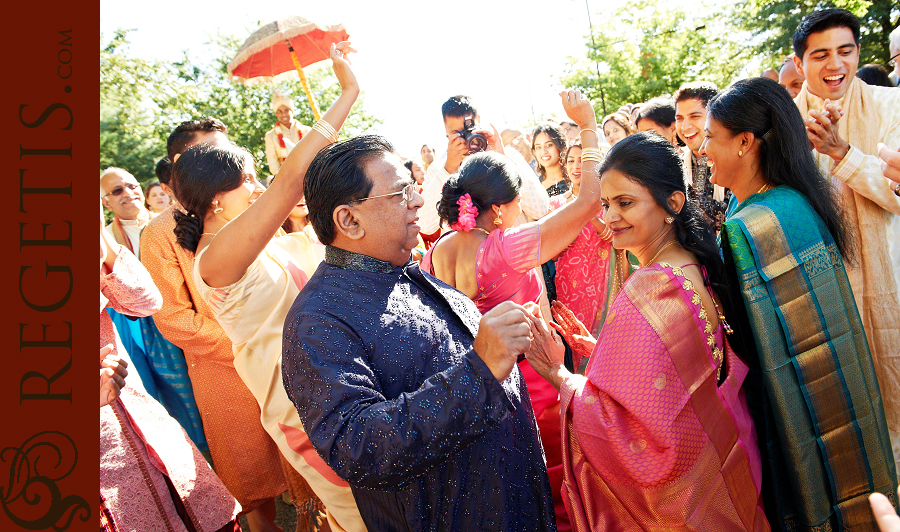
top-left (419, 95), bottom-right (548, 236)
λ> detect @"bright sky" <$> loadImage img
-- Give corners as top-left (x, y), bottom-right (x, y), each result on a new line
top-left (100, 0), bottom-right (611, 160)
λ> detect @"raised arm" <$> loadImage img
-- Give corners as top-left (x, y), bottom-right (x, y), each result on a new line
top-left (534, 90), bottom-right (605, 264)
top-left (199, 42), bottom-right (360, 288)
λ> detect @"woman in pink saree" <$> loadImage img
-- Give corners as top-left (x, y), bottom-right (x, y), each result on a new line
top-left (524, 133), bottom-right (769, 531)
top-left (421, 90), bottom-right (607, 531)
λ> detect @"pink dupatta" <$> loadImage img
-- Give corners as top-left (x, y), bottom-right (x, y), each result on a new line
top-left (558, 265), bottom-right (768, 531)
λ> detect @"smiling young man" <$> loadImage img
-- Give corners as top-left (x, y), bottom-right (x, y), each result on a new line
top-left (792, 7), bottom-right (900, 473)
top-left (264, 92), bottom-right (312, 176)
top-left (673, 81), bottom-right (731, 232)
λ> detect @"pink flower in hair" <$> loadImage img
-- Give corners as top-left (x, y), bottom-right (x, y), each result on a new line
top-left (450, 193), bottom-right (479, 232)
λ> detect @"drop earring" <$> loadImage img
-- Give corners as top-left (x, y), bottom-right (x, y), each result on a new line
top-left (493, 210), bottom-right (502, 226)
top-left (213, 200), bottom-right (223, 214)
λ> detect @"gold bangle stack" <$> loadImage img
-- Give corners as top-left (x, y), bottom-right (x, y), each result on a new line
top-left (580, 147), bottom-right (603, 163)
top-left (600, 227), bottom-right (612, 240)
top-left (312, 119), bottom-right (339, 143)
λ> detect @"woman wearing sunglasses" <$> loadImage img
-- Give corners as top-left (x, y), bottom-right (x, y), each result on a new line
top-left (170, 42), bottom-right (368, 532)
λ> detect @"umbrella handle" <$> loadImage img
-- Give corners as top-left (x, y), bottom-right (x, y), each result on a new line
top-left (288, 43), bottom-right (322, 122)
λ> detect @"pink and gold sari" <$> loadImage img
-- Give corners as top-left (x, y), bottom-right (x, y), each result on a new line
top-left (559, 264), bottom-right (768, 531)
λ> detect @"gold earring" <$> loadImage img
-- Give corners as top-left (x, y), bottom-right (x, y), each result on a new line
top-left (665, 216), bottom-right (674, 224)
top-left (213, 200), bottom-right (223, 214)
top-left (493, 210), bottom-right (502, 226)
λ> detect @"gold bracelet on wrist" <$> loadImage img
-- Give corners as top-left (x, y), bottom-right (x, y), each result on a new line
top-left (312, 119), bottom-right (339, 143)
top-left (580, 147), bottom-right (603, 163)
top-left (579, 128), bottom-right (600, 139)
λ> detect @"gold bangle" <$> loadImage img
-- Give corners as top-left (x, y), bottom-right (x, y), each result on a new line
top-left (580, 147), bottom-right (603, 163)
top-left (312, 119), bottom-right (339, 143)
top-left (579, 128), bottom-right (600, 139)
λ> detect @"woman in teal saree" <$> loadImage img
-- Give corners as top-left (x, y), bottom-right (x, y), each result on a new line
top-left (704, 77), bottom-right (897, 532)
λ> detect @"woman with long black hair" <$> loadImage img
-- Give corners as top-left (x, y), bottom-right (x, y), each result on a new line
top-left (525, 131), bottom-right (768, 530)
top-left (706, 76), bottom-right (897, 531)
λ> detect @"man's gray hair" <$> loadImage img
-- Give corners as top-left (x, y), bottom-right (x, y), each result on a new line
top-left (100, 166), bottom-right (131, 197)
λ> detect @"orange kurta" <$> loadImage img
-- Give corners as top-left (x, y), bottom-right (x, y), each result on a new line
top-left (139, 206), bottom-right (287, 510)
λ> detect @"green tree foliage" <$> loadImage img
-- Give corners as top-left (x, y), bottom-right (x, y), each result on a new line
top-left (561, 0), bottom-right (898, 117)
top-left (100, 30), bottom-right (382, 186)
top-left (560, 0), bottom-right (749, 119)
top-left (733, 0), bottom-right (898, 67)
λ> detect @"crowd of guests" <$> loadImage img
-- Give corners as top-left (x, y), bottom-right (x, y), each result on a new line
top-left (99, 9), bottom-right (900, 532)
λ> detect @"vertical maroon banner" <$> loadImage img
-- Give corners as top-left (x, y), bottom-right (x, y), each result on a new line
top-left (2, 1), bottom-right (99, 531)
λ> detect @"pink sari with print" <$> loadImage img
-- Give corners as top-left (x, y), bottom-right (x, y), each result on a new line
top-left (422, 223), bottom-right (570, 531)
top-left (558, 264), bottom-right (768, 532)
top-left (549, 196), bottom-right (613, 336)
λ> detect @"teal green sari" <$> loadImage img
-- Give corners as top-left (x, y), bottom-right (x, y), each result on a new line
top-left (720, 186), bottom-right (897, 531)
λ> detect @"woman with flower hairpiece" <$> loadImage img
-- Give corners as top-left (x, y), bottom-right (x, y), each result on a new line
top-left (420, 90), bottom-right (606, 532)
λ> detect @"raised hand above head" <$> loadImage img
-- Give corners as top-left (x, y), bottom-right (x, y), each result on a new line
top-left (330, 41), bottom-right (359, 94)
top-left (195, 44), bottom-right (363, 289)
top-left (560, 89), bottom-right (598, 134)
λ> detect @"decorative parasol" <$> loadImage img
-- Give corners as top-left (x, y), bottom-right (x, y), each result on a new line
top-left (227, 16), bottom-right (349, 120)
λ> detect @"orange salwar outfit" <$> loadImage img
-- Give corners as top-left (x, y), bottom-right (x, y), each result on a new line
top-left (140, 207), bottom-right (289, 511)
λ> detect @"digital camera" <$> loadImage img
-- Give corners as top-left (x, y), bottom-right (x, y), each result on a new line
top-left (458, 116), bottom-right (488, 154)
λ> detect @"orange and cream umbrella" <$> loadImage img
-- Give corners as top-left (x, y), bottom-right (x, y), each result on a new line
top-left (227, 16), bottom-right (349, 120)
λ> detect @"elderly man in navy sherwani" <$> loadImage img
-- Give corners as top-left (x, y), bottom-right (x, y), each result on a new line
top-left (282, 135), bottom-right (556, 532)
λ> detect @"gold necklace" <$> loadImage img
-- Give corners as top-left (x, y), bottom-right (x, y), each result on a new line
top-left (755, 183), bottom-right (771, 195)
top-left (472, 227), bottom-right (491, 236)
top-left (201, 232), bottom-right (217, 237)
top-left (642, 240), bottom-right (679, 267)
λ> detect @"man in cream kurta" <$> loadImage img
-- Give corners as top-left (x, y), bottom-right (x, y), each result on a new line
top-left (792, 8), bottom-right (900, 470)
top-left (264, 93), bottom-right (312, 176)
top-left (101, 167), bottom-right (151, 257)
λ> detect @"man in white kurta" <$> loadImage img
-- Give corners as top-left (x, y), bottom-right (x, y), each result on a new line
top-left (792, 8), bottom-right (900, 470)
top-left (101, 167), bottom-right (151, 257)
top-left (264, 93), bottom-right (312, 176)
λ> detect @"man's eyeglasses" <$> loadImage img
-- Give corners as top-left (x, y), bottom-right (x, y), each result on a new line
top-left (890, 52), bottom-right (899, 68)
top-left (351, 183), bottom-right (415, 205)
top-left (103, 182), bottom-right (140, 199)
